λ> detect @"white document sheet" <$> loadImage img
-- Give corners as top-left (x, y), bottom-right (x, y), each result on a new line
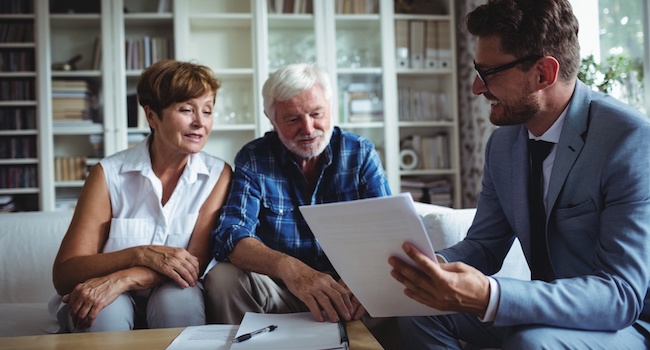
top-left (299, 193), bottom-right (453, 317)
top-left (166, 324), bottom-right (239, 350)
top-left (230, 312), bottom-right (347, 350)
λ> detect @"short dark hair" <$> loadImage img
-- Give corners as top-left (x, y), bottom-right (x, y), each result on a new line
top-left (466, 0), bottom-right (580, 82)
top-left (137, 59), bottom-right (221, 118)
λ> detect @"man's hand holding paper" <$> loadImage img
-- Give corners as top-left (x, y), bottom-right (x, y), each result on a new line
top-left (299, 193), bottom-right (455, 317)
top-left (389, 242), bottom-right (491, 317)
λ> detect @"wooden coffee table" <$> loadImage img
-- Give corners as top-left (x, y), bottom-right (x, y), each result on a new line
top-left (0, 320), bottom-right (383, 350)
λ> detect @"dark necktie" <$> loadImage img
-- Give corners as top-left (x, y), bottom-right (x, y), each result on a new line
top-left (528, 139), bottom-right (554, 281)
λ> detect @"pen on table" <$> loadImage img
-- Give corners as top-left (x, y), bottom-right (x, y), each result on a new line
top-left (232, 324), bottom-right (278, 343)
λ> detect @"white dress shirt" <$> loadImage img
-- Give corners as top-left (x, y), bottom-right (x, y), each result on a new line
top-left (480, 107), bottom-right (567, 322)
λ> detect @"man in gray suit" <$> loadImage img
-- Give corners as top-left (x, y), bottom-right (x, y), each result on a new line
top-left (390, 0), bottom-right (650, 348)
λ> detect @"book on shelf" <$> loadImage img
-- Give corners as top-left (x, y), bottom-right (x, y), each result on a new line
top-left (398, 87), bottom-right (450, 122)
top-left (335, 0), bottom-right (378, 14)
top-left (0, 136), bottom-right (36, 159)
top-left (0, 22), bottom-right (34, 43)
top-left (0, 0), bottom-right (34, 14)
top-left (157, 0), bottom-right (172, 13)
top-left (52, 79), bottom-right (88, 90)
top-left (52, 119), bottom-right (95, 127)
top-left (340, 83), bottom-right (383, 123)
top-left (401, 177), bottom-right (453, 206)
top-left (0, 165), bottom-right (37, 189)
top-left (55, 156), bottom-right (87, 181)
top-left (0, 79), bottom-right (34, 100)
top-left (0, 108), bottom-right (36, 130)
top-left (127, 94), bottom-right (147, 129)
top-left (0, 50), bottom-right (35, 72)
top-left (52, 79), bottom-right (97, 123)
top-left (126, 36), bottom-right (172, 70)
top-left (52, 97), bottom-right (87, 110)
top-left (91, 36), bottom-right (101, 70)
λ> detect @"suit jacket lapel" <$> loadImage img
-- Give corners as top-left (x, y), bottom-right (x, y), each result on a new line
top-left (547, 81), bottom-right (591, 216)
top-left (512, 125), bottom-right (532, 253)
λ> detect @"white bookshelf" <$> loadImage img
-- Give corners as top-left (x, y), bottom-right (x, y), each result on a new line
top-left (19, 0), bottom-right (460, 211)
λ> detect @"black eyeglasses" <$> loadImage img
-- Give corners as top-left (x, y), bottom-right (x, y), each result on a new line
top-left (474, 55), bottom-right (542, 86)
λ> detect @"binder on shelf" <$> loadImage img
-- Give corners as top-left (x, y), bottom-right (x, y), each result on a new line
top-left (395, 20), bottom-right (409, 68)
top-left (408, 20), bottom-right (425, 69)
top-left (437, 21), bottom-right (452, 69)
top-left (425, 21), bottom-right (438, 69)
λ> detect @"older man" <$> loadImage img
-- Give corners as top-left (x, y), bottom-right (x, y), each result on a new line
top-left (205, 63), bottom-right (391, 325)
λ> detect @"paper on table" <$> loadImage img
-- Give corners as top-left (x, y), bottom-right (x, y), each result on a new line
top-left (299, 193), bottom-right (454, 317)
top-left (230, 312), bottom-right (347, 350)
top-left (165, 324), bottom-right (238, 350)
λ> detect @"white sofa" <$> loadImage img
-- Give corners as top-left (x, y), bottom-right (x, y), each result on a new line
top-left (0, 210), bottom-right (72, 337)
top-left (0, 203), bottom-right (529, 338)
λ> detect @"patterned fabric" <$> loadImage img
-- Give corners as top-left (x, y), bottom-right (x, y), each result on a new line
top-left (212, 126), bottom-right (391, 276)
top-left (455, 0), bottom-right (495, 208)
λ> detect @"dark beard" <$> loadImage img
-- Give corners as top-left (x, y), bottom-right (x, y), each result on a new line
top-left (489, 93), bottom-right (540, 126)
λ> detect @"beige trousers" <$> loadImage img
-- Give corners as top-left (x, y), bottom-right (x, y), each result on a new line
top-left (203, 262), bottom-right (309, 324)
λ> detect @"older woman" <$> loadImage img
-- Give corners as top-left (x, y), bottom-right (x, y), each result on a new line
top-left (51, 59), bottom-right (231, 332)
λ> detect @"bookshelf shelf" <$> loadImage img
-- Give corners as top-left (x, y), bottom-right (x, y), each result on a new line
top-left (393, 14), bottom-right (450, 21)
top-left (51, 71), bottom-right (102, 78)
top-left (0, 188), bottom-right (39, 195)
top-left (52, 125), bottom-right (104, 135)
top-left (0, 101), bottom-right (36, 107)
top-left (0, 158), bottom-right (38, 165)
top-left (54, 181), bottom-right (85, 188)
top-left (0, 130), bottom-right (37, 136)
top-left (0, 43), bottom-right (35, 48)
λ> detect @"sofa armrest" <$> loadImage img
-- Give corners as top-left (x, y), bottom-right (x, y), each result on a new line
top-left (0, 210), bottom-right (72, 303)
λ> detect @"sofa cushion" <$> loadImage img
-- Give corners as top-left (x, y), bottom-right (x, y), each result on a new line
top-left (419, 207), bottom-right (530, 280)
top-left (0, 303), bottom-right (58, 337)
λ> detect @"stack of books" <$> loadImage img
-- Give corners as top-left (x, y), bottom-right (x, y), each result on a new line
top-left (401, 177), bottom-right (453, 207)
top-left (51, 80), bottom-right (93, 126)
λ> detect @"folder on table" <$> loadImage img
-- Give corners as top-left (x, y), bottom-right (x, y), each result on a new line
top-left (230, 312), bottom-right (348, 350)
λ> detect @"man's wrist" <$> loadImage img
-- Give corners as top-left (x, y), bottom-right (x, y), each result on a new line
top-left (478, 276), bottom-right (500, 322)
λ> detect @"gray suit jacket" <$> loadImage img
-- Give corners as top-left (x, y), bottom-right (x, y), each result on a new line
top-left (441, 80), bottom-right (650, 331)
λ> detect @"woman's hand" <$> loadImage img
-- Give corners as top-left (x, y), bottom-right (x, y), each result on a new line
top-left (135, 245), bottom-right (200, 287)
top-left (63, 275), bottom-right (125, 329)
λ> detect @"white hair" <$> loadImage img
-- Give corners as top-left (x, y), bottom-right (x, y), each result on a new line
top-left (262, 63), bottom-right (333, 121)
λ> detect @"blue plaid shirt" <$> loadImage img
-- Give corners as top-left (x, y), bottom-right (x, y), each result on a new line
top-left (212, 127), bottom-right (391, 276)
